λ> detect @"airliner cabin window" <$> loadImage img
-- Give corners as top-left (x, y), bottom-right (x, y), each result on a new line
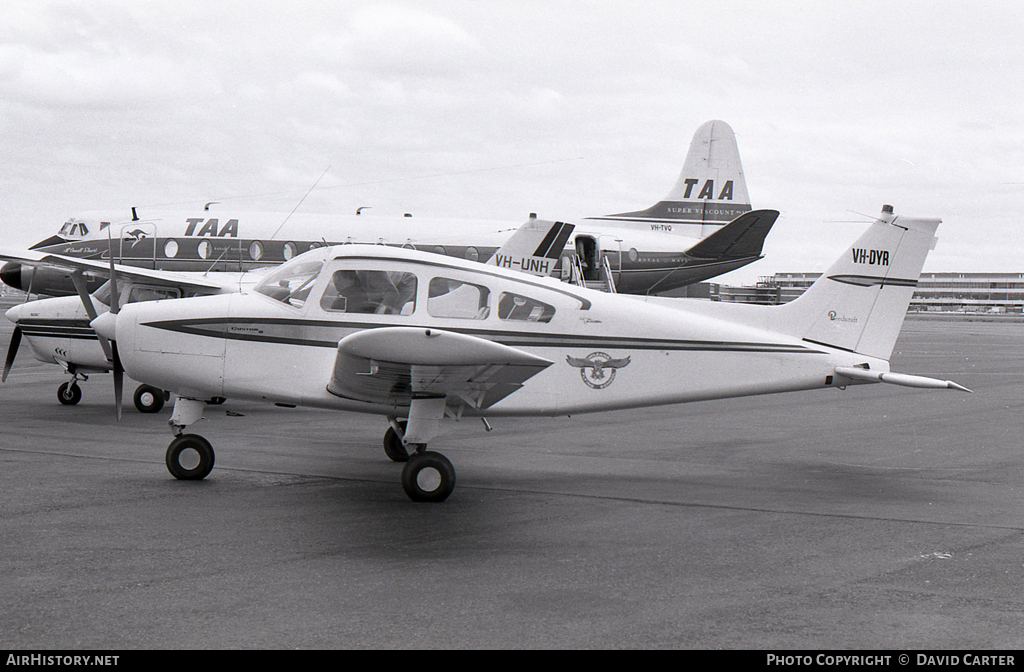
top-left (427, 277), bottom-right (490, 319)
top-left (497, 292), bottom-right (555, 323)
top-left (320, 269), bottom-right (417, 315)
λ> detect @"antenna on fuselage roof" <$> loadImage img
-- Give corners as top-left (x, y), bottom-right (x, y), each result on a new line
top-left (204, 202), bottom-right (219, 211)
top-left (270, 166), bottom-right (331, 241)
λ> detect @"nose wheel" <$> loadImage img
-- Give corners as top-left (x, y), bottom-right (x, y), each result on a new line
top-left (57, 381), bottom-right (82, 405)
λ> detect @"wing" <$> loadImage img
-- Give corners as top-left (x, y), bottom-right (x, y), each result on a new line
top-left (327, 327), bottom-right (552, 410)
top-left (602, 356), bottom-right (632, 369)
top-left (0, 248), bottom-right (227, 295)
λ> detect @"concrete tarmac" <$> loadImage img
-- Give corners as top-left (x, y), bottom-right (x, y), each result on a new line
top-left (1, 314), bottom-right (1022, 649)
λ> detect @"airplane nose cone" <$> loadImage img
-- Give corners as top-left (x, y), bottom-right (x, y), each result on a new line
top-left (1, 262), bottom-right (24, 291)
top-left (5, 303), bottom-right (25, 324)
top-left (91, 311), bottom-right (118, 341)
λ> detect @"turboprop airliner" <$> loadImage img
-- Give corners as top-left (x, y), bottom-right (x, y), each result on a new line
top-left (1, 120), bottom-right (776, 298)
top-left (89, 204), bottom-right (969, 502)
top-left (3, 218), bottom-right (575, 412)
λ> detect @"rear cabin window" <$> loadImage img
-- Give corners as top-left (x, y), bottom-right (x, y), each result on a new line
top-left (497, 292), bottom-right (555, 323)
top-left (320, 270), bottom-right (417, 315)
top-left (427, 277), bottom-right (490, 319)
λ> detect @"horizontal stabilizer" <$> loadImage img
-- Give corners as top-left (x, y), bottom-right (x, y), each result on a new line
top-left (684, 209), bottom-right (779, 259)
top-left (834, 366), bottom-right (971, 393)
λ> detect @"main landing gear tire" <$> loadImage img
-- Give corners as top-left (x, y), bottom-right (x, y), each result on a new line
top-left (383, 422), bottom-right (410, 462)
top-left (57, 382), bottom-right (82, 406)
top-left (166, 434), bottom-right (215, 481)
top-left (401, 451), bottom-right (456, 503)
top-left (133, 385), bottom-right (165, 413)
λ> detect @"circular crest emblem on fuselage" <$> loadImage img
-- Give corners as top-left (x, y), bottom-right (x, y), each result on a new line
top-left (566, 351), bottom-right (632, 389)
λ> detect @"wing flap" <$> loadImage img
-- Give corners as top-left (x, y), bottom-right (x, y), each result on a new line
top-left (327, 327), bottom-right (552, 408)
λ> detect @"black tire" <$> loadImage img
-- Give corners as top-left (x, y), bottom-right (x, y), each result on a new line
top-left (166, 434), bottom-right (215, 480)
top-left (133, 385), bottom-right (165, 413)
top-left (383, 421), bottom-right (409, 462)
top-left (401, 451), bottom-right (456, 502)
top-left (57, 382), bottom-right (82, 406)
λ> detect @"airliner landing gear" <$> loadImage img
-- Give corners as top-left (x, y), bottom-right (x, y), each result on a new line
top-left (57, 381), bottom-right (82, 405)
top-left (133, 384), bottom-right (165, 413)
top-left (401, 449), bottom-right (456, 502)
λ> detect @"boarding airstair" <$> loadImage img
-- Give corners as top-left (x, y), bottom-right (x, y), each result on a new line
top-left (568, 254), bottom-right (617, 293)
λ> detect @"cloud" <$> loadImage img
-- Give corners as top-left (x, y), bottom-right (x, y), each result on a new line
top-left (0, 1), bottom-right (1021, 274)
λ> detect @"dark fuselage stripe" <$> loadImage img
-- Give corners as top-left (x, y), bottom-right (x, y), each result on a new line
top-left (142, 317), bottom-right (822, 355)
top-left (16, 319), bottom-right (97, 340)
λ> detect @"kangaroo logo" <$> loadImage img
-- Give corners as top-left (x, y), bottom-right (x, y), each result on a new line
top-left (123, 229), bottom-right (149, 247)
top-left (566, 352), bottom-right (631, 389)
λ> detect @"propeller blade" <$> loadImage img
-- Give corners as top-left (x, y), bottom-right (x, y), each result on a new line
top-left (2, 325), bottom-right (21, 383)
top-left (112, 341), bottom-right (123, 421)
top-left (108, 230), bottom-right (120, 314)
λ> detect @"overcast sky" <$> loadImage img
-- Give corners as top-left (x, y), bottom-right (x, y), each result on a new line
top-left (1, 1), bottom-right (1021, 284)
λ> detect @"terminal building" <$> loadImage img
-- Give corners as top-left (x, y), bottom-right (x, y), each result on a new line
top-left (708, 272), bottom-right (1024, 314)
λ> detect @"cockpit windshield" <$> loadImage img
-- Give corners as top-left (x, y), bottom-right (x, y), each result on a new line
top-left (57, 220), bottom-right (89, 238)
top-left (92, 281), bottom-right (112, 307)
top-left (254, 258), bottom-right (326, 308)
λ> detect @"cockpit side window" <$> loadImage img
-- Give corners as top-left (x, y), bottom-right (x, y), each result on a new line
top-left (320, 269), bottom-right (417, 315)
top-left (497, 292), bottom-right (555, 323)
top-left (427, 277), bottom-right (490, 319)
top-left (254, 259), bottom-right (325, 308)
top-left (127, 285), bottom-right (180, 303)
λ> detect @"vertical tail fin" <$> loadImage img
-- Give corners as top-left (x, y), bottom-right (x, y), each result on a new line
top-left (774, 205), bottom-right (940, 361)
top-left (589, 120), bottom-right (752, 235)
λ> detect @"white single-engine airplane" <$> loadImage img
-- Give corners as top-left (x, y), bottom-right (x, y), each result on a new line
top-left (2, 120), bottom-right (776, 298)
top-left (3, 218), bottom-right (576, 412)
top-left (89, 204), bottom-right (969, 502)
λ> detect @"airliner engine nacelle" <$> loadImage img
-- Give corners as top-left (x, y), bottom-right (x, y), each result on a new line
top-left (1, 262), bottom-right (105, 297)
